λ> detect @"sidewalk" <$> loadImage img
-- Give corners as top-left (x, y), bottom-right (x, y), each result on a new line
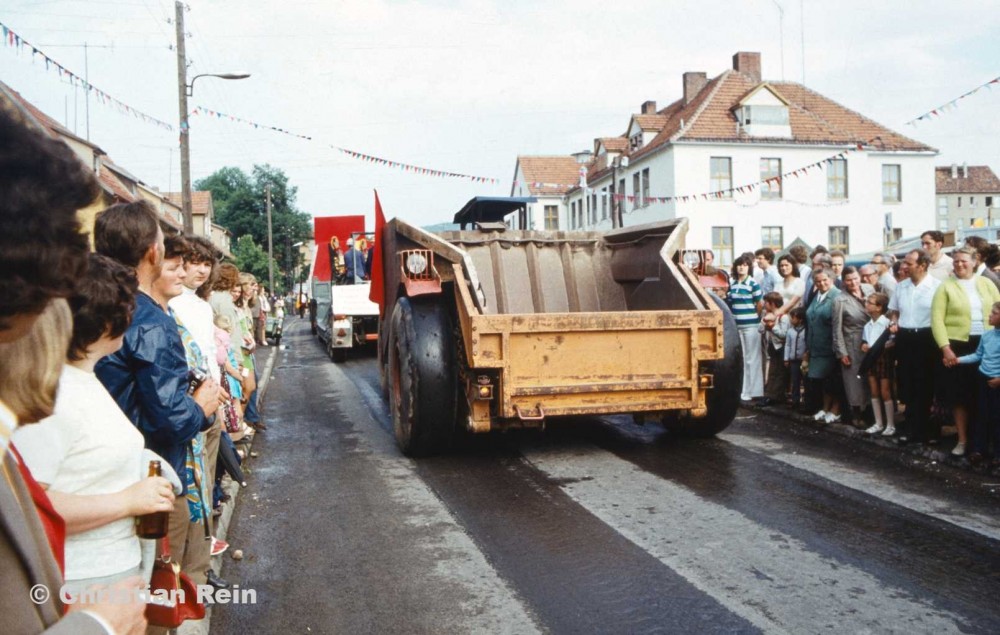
top-left (743, 400), bottom-right (988, 474)
top-left (178, 341), bottom-right (280, 635)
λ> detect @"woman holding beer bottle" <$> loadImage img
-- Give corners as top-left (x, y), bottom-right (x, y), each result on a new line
top-left (11, 255), bottom-right (179, 595)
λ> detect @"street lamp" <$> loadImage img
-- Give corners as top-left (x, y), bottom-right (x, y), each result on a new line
top-left (175, 7), bottom-right (250, 235)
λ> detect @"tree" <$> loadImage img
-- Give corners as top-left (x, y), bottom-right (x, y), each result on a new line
top-left (232, 235), bottom-right (274, 285)
top-left (196, 164), bottom-right (312, 289)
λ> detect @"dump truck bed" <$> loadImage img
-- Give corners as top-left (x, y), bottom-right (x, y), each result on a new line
top-left (381, 218), bottom-right (728, 426)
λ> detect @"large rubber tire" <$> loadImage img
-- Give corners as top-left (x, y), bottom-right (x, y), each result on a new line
top-left (332, 347), bottom-right (347, 363)
top-left (325, 326), bottom-right (336, 361)
top-left (674, 293), bottom-right (743, 437)
top-left (388, 298), bottom-right (458, 456)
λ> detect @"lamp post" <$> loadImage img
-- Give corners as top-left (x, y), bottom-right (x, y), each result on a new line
top-left (175, 2), bottom-right (249, 233)
top-left (177, 73), bottom-right (249, 234)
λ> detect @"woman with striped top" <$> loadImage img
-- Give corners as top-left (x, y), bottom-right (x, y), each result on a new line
top-left (727, 255), bottom-right (763, 402)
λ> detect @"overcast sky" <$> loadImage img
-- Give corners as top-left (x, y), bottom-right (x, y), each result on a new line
top-left (3, 0), bottom-right (999, 229)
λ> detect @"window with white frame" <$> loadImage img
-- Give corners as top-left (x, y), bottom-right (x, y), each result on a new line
top-left (937, 196), bottom-right (948, 217)
top-left (760, 226), bottom-right (783, 250)
top-left (632, 172), bottom-right (641, 209)
top-left (882, 164), bottom-right (901, 202)
top-left (710, 157), bottom-right (732, 198)
top-left (601, 188), bottom-right (608, 220)
top-left (711, 227), bottom-right (734, 267)
top-left (590, 193), bottom-right (597, 224)
top-left (641, 168), bottom-right (650, 206)
top-left (760, 158), bottom-right (782, 199)
top-left (544, 205), bottom-right (558, 230)
top-left (827, 158), bottom-right (847, 199)
top-left (828, 226), bottom-right (849, 253)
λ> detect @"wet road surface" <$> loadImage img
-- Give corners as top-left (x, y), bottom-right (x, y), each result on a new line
top-left (212, 320), bottom-right (1000, 634)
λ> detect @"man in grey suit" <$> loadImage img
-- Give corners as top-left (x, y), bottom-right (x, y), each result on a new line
top-left (0, 87), bottom-right (146, 634)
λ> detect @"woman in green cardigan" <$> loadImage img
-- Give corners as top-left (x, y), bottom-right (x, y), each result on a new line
top-left (805, 268), bottom-right (842, 423)
top-left (933, 246), bottom-right (1000, 456)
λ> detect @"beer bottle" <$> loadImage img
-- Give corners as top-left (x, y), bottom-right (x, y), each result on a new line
top-left (135, 460), bottom-right (169, 539)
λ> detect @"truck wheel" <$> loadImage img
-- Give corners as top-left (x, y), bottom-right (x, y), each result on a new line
top-left (673, 293), bottom-right (743, 437)
top-left (332, 348), bottom-right (347, 363)
top-left (388, 298), bottom-right (457, 456)
top-left (325, 329), bottom-right (336, 361)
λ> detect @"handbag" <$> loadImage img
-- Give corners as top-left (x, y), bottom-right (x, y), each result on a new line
top-left (145, 536), bottom-right (206, 628)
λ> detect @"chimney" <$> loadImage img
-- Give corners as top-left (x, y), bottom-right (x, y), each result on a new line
top-left (963, 162), bottom-right (969, 178)
top-left (683, 72), bottom-right (708, 105)
top-left (641, 100), bottom-right (657, 115)
top-left (951, 163), bottom-right (958, 179)
top-left (732, 51), bottom-right (761, 83)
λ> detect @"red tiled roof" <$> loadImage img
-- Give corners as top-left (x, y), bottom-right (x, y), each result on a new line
top-left (97, 167), bottom-right (135, 203)
top-left (598, 137), bottom-right (629, 153)
top-left (166, 191), bottom-right (214, 216)
top-left (3, 84), bottom-right (106, 153)
top-left (517, 156), bottom-right (585, 196)
top-left (632, 114), bottom-right (669, 131)
top-left (631, 70), bottom-right (933, 162)
top-left (936, 166), bottom-right (1000, 194)
top-left (516, 56), bottom-right (935, 193)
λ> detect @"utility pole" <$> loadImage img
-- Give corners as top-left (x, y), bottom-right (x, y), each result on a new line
top-left (175, 0), bottom-right (194, 234)
top-left (266, 184), bottom-right (274, 293)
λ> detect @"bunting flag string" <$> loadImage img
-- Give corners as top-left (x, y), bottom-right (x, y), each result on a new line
top-left (189, 106), bottom-right (312, 140)
top-left (905, 75), bottom-right (1000, 126)
top-left (1, 22), bottom-right (174, 132)
top-left (511, 147), bottom-right (857, 205)
top-left (335, 147), bottom-right (499, 184)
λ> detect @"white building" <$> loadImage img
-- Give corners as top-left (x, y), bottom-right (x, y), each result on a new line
top-left (511, 52), bottom-right (938, 264)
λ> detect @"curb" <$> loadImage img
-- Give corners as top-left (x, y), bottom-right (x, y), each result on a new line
top-left (742, 402), bottom-right (978, 472)
top-left (178, 342), bottom-right (279, 635)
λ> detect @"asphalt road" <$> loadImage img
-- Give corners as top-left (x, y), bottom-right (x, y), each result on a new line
top-left (212, 319), bottom-right (1000, 635)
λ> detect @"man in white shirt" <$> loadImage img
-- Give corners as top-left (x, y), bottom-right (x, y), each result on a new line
top-left (167, 235), bottom-right (229, 587)
top-left (888, 248), bottom-right (942, 444)
top-left (921, 230), bottom-right (953, 281)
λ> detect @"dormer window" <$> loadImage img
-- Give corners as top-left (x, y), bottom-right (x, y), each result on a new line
top-left (737, 105), bottom-right (789, 126)
top-left (734, 85), bottom-right (793, 139)
top-left (630, 133), bottom-right (643, 150)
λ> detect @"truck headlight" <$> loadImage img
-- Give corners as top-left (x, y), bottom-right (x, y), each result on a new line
top-left (405, 252), bottom-right (428, 275)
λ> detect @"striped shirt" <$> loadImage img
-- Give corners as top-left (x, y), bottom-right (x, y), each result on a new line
top-left (728, 276), bottom-right (762, 328)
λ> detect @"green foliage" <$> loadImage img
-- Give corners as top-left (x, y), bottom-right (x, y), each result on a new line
top-left (196, 164), bottom-right (312, 291)
top-left (232, 235), bottom-right (275, 285)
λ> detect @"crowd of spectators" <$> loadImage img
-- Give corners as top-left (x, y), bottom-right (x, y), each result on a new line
top-left (0, 104), bottom-right (273, 633)
top-left (725, 231), bottom-right (1000, 474)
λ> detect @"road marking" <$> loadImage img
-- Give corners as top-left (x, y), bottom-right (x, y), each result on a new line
top-left (524, 444), bottom-right (969, 635)
top-left (721, 432), bottom-right (1000, 541)
top-left (325, 361), bottom-right (543, 635)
